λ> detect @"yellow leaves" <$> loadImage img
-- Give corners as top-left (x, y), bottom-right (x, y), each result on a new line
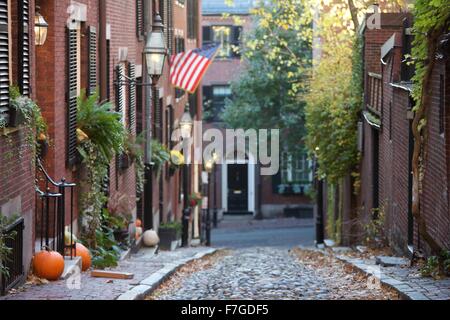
top-left (77, 128), bottom-right (89, 143)
top-left (170, 150), bottom-right (185, 166)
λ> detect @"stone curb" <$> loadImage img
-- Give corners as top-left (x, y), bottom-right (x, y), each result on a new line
top-left (116, 248), bottom-right (218, 300)
top-left (334, 255), bottom-right (430, 301)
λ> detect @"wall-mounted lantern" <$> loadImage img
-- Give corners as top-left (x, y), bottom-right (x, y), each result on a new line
top-left (35, 6), bottom-right (49, 46)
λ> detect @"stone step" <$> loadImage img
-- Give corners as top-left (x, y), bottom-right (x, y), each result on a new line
top-left (60, 256), bottom-right (82, 280)
top-left (375, 256), bottom-right (410, 267)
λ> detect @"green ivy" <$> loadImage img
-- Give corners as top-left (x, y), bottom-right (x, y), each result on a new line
top-left (411, 0), bottom-right (450, 112)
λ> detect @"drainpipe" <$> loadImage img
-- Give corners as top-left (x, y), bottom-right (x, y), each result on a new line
top-left (98, 0), bottom-right (107, 101)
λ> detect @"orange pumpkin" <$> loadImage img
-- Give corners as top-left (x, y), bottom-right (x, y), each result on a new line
top-left (74, 243), bottom-right (92, 272)
top-left (135, 219), bottom-right (142, 228)
top-left (33, 250), bottom-right (65, 281)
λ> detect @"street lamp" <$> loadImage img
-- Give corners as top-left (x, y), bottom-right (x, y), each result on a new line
top-left (181, 108), bottom-right (193, 247)
top-left (204, 158), bottom-right (215, 246)
top-left (35, 6), bottom-right (49, 46)
top-left (144, 13), bottom-right (166, 84)
top-left (142, 13), bottom-right (167, 232)
top-left (313, 155), bottom-right (325, 248)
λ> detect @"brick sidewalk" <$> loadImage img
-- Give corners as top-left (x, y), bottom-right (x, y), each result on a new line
top-left (336, 255), bottom-right (450, 300)
top-left (0, 247), bottom-right (211, 300)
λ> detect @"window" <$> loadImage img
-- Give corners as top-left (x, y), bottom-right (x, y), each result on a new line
top-left (116, 63), bottom-right (126, 126)
top-left (88, 26), bottom-right (97, 96)
top-left (212, 26), bottom-right (231, 58)
top-left (439, 74), bottom-right (445, 135)
top-left (0, 0), bottom-right (10, 126)
top-left (175, 37), bottom-right (185, 99)
top-left (203, 85), bottom-right (231, 122)
top-left (0, 0), bottom-right (31, 127)
top-left (186, 0), bottom-right (198, 39)
top-left (203, 25), bottom-right (242, 59)
top-left (136, 0), bottom-right (144, 40)
top-left (160, 0), bottom-right (174, 55)
top-left (211, 85), bottom-right (231, 121)
top-left (67, 24), bottom-right (81, 165)
top-left (281, 152), bottom-right (311, 184)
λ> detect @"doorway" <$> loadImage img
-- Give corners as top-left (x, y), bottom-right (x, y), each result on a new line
top-left (221, 155), bottom-right (256, 216)
top-left (227, 164), bottom-right (249, 212)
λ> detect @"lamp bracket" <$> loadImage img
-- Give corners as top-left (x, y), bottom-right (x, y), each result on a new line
top-left (113, 73), bottom-right (157, 87)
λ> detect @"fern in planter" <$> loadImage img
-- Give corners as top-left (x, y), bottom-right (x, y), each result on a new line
top-left (151, 139), bottom-right (170, 175)
top-left (76, 90), bottom-right (128, 249)
top-left (77, 90), bottom-right (126, 163)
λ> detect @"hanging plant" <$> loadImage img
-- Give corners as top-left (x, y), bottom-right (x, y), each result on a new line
top-left (2, 86), bottom-right (48, 162)
top-left (151, 139), bottom-right (170, 174)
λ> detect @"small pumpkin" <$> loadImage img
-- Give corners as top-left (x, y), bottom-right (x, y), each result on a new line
top-left (73, 243), bottom-right (92, 272)
top-left (33, 250), bottom-right (65, 281)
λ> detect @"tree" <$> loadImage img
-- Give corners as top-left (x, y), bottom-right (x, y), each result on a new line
top-left (222, 0), bottom-right (313, 155)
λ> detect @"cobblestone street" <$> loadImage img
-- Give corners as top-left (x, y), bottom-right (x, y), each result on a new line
top-left (150, 247), bottom-right (399, 300)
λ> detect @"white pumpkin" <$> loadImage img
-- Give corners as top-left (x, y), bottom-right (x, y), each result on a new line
top-left (142, 230), bottom-right (159, 247)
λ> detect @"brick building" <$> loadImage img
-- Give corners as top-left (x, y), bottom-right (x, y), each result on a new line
top-left (356, 13), bottom-right (449, 255)
top-left (202, 0), bottom-right (313, 220)
top-left (0, 0), bottom-right (37, 283)
top-left (0, 0), bottom-right (202, 293)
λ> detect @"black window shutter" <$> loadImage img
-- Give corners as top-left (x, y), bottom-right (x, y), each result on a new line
top-left (88, 26), bottom-right (97, 96)
top-left (0, 0), bottom-right (9, 125)
top-left (67, 28), bottom-right (78, 165)
top-left (168, 0), bottom-right (174, 55)
top-left (115, 64), bottom-right (125, 122)
top-left (202, 26), bottom-right (212, 45)
top-left (18, 0), bottom-right (30, 96)
top-left (136, 0), bottom-right (144, 39)
top-left (203, 86), bottom-right (212, 104)
top-left (232, 26), bottom-right (242, 58)
top-left (128, 62), bottom-right (136, 132)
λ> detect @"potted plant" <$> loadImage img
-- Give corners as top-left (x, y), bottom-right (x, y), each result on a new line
top-left (107, 193), bottom-right (135, 245)
top-left (120, 134), bottom-right (145, 170)
top-left (189, 192), bottom-right (202, 208)
top-left (158, 222), bottom-right (182, 251)
top-left (151, 140), bottom-right (170, 176)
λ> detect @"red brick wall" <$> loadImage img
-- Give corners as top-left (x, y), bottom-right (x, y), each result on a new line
top-left (359, 20), bottom-right (405, 248)
top-left (420, 61), bottom-right (450, 252)
top-left (359, 14), bottom-right (450, 253)
top-left (0, 0), bottom-right (37, 274)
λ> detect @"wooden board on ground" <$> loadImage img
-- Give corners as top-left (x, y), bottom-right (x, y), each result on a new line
top-left (91, 270), bottom-right (134, 279)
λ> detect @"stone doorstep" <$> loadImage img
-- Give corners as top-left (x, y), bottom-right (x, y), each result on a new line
top-left (375, 256), bottom-right (410, 267)
top-left (60, 257), bottom-right (82, 280)
top-left (334, 255), bottom-right (431, 300)
top-left (116, 248), bottom-right (218, 300)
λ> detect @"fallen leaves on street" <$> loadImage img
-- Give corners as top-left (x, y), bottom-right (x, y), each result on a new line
top-left (291, 248), bottom-right (400, 300)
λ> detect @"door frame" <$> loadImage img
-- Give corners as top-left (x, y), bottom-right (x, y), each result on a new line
top-left (222, 154), bottom-right (256, 215)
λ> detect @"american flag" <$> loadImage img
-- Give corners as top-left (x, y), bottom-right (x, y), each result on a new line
top-left (170, 44), bottom-right (220, 94)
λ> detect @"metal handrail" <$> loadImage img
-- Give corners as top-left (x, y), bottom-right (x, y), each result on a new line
top-left (35, 157), bottom-right (77, 257)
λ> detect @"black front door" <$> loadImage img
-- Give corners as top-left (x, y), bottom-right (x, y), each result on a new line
top-left (227, 164), bottom-right (248, 212)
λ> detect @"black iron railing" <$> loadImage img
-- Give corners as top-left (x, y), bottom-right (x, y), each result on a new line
top-left (36, 159), bottom-right (76, 257)
top-left (0, 217), bottom-right (25, 296)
